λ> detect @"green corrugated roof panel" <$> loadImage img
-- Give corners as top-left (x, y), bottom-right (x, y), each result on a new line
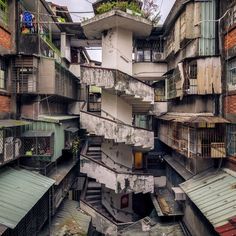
top-left (180, 169), bottom-right (236, 228)
top-left (0, 167), bottom-right (55, 229)
top-left (0, 120), bottom-right (31, 129)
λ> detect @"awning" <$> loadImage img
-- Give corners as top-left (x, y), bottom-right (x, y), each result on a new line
top-left (38, 115), bottom-right (79, 123)
top-left (0, 167), bottom-right (55, 229)
top-left (180, 169), bottom-right (236, 235)
top-left (158, 113), bottom-right (229, 124)
top-left (65, 127), bottom-right (79, 133)
top-left (0, 120), bottom-right (31, 128)
top-left (22, 130), bottom-right (54, 137)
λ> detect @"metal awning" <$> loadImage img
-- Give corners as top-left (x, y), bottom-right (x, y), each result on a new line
top-left (0, 167), bottom-right (55, 229)
top-left (0, 120), bottom-right (31, 129)
top-left (22, 130), bottom-right (54, 137)
top-left (158, 113), bottom-right (229, 124)
top-left (164, 155), bottom-right (193, 180)
top-left (65, 127), bottom-right (79, 133)
top-left (180, 168), bottom-right (236, 234)
top-left (38, 115), bottom-right (79, 123)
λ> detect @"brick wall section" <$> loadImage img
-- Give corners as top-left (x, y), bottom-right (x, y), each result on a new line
top-left (224, 95), bottom-right (236, 114)
top-left (0, 26), bottom-right (11, 50)
top-left (0, 95), bottom-right (11, 113)
top-left (224, 27), bottom-right (236, 50)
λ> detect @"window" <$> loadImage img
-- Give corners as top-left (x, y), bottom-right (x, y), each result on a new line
top-left (0, 0), bottom-right (7, 26)
top-left (188, 61), bottom-right (197, 79)
top-left (134, 39), bottom-right (164, 62)
top-left (0, 58), bottom-right (7, 90)
top-left (228, 59), bottom-right (236, 85)
top-left (230, 67), bottom-right (236, 84)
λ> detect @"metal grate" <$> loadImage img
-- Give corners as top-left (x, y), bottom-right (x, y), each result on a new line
top-left (21, 136), bottom-right (53, 157)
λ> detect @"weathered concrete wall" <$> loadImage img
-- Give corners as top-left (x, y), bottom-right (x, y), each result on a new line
top-left (80, 155), bottom-right (154, 194)
top-left (80, 111), bottom-right (154, 149)
top-left (101, 140), bottom-right (133, 171)
top-left (80, 66), bottom-right (154, 104)
top-left (102, 28), bottom-right (133, 75)
top-left (80, 200), bottom-right (118, 236)
top-left (101, 90), bottom-right (132, 125)
top-left (101, 186), bottom-right (133, 223)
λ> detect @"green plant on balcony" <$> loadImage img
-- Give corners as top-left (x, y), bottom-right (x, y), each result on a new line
top-left (96, 1), bottom-right (142, 16)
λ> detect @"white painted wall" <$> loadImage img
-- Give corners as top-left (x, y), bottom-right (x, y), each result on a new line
top-left (101, 140), bottom-right (133, 171)
top-left (101, 90), bottom-right (132, 125)
top-left (102, 28), bottom-right (133, 75)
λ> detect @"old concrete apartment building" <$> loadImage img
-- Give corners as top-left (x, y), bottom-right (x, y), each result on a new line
top-left (1, 0), bottom-right (236, 235)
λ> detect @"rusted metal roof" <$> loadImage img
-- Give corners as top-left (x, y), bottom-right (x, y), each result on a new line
top-left (159, 113), bottom-right (229, 124)
top-left (180, 168), bottom-right (236, 235)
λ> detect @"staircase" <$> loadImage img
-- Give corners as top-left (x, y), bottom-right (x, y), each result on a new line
top-left (86, 145), bottom-right (102, 162)
top-left (85, 178), bottom-right (117, 222)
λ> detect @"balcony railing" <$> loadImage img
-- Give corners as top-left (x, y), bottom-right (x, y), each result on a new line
top-left (80, 65), bottom-right (154, 104)
top-left (80, 154), bottom-right (154, 194)
top-left (80, 111), bottom-right (154, 149)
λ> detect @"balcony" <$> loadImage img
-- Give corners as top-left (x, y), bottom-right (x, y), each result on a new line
top-left (18, 34), bottom-right (61, 62)
top-left (13, 56), bottom-right (78, 100)
top-left (158, 113), bottom-right (229, 158)
top-left (80, 111), bottom-right (154, 150)
top-left (80, 65), bottom-right (154, 112)
top-left (80, 154), bottom-right (154, 194)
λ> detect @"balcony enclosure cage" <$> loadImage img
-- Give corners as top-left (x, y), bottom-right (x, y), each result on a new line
top-left (21, 131), bottom-right (54, 159)
top-left (159, 121), bottom-right (226, 158)
top-left (0, 128), bottom-right (22, 165)
top-left (13, 56), bottom-right (38, 93)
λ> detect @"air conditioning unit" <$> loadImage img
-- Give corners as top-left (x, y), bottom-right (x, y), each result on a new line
top-left (172, 187), bottom-right (186, 201)
top-left (4, 137), bottom-right (14, 161)
top-left (152, 52), bottom-right (164, 62)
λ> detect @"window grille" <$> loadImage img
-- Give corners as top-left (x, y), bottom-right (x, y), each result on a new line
top-left (0, 57), bottom-right (7, 90)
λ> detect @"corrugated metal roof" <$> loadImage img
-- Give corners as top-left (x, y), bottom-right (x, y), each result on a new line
top-left (180, 169), bottom-right (236, 231)
top-left (22, 130), bottom-right (54, 137)
top-left (38, 115), bottom-right (79, 123)
top-left (0, 120), bottom-right (31, 128)
top-left (159, 113), bottom-right (229, 124)
top-left (0, 167), bottom-right (55, 229)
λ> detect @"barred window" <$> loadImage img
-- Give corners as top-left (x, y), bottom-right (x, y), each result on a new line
top-left (0, 58), bottom-right (7, 90)
top-left (0, 0), bottom-right (8, 26)
top-left (134, 38), bottom-right (164, 62)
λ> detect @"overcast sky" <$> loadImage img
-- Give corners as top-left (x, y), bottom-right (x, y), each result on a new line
top-left (50, 0), bottom-right (175, 60)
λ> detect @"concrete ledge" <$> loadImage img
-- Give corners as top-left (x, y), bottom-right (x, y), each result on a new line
top-left (81, 10), bottom-right (152, 39)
